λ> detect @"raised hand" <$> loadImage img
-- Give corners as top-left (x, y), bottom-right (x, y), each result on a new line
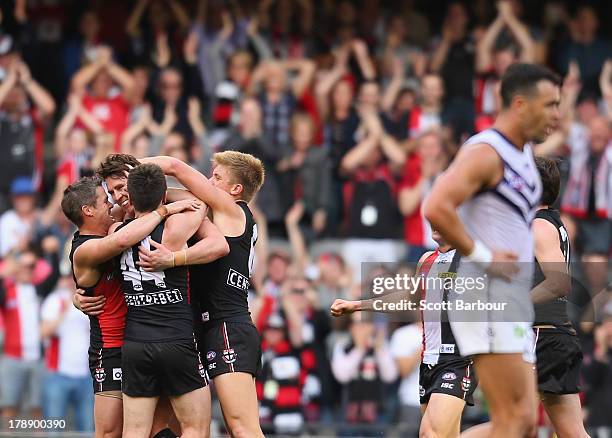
top-left (330, 298), bottom-right (360, 317)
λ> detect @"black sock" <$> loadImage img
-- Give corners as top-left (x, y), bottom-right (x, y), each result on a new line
top-left (152, 428), bottom-right (177, 438)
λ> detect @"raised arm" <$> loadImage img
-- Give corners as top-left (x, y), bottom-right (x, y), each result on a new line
top-left (17, 61), bottom-right (55, 117)
top-left (381, 56), bottom-right (405, 113)
top-left (600, 59), bottom-right (612, 121)
top-left (531, 218), bottom-right (570, 304)
top-left (0, 66), bottom-right (18, 107)
top-left (167, 0), bottom-right (191, 32)
top-left (351, 39), bottom-right (376, 81)
top-left (285, 58), bottom-right (316, 99)
top-left (500, 1), bottom-right (535, 64)
top-left (339, 133), bottom-right (379, 176)
top-left (126, 0), bottom-right (150, 37)
top-left (71, 57), bottom-right (105, 94)
top-left (476, 16), bottom-right (505, 73)
top-left (315, 46), bottom-right (349, 119)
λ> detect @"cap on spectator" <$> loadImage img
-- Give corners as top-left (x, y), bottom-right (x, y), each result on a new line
top-left (10, 176), bottom-right (35, 196)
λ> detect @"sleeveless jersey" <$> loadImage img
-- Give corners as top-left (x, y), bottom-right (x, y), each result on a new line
top-left (69, 233), bottom-right (126, 349)
top-left (420, 249), bottom-right (462, 365)
top-left (532, 208), bottom-right (571, 326)
top-left (194, 201), bottom-right (257, 324)
top-left (460, 128), bottom-right (542, 263)
top-left (117, 220), bottom-right (194, 342)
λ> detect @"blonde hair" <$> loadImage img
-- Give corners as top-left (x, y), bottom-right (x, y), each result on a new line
top-left (213, 151), bottom-right (265, 202)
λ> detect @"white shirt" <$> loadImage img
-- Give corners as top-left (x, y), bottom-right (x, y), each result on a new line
top-left (0, 210), bottom-right (31, 256)
top-left (390, 324), bottom-right (422, 407)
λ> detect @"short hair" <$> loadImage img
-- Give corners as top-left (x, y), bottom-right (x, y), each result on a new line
top-left (535, 156), bottom-right (560, 206)
top-left (500, 63), bottom-right (561, 108)
top-left (97, 154), bottom-right (141, 180)
top-left (213, 151), bottom-right (265, 202)
top-left (127, 164), bottom-right (167, 213)
top-left (61, 176), bottom-right (102, 227)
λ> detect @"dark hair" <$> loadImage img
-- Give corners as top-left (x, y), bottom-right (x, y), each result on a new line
top-left (61, 176), bottom-right (102, 227)
top-left (535, 156), bottom-right (560, 206)
top-left (127, 164), bottom-right (167, 213)
top-left (97, 154), bottom-right (141, 180)
top-left (500, 63), bottom-right (561, 108)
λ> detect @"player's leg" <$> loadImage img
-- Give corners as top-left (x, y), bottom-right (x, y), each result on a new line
top-left (214, 372), bottom-right (264, 438)
top-left (94, 393), bottom-right (123, 438)
top-left (169, 386), bottom-right (211, 438)
top-left (420, 393), bottom-right (465, 438)
top-left (150, 397), bottom-right (181, 437)
top-left (122, 395), bottom-right (159, 438)
top-left (464, 353), bottom-right (537, 438)
top-left (541, 393), bottom-right (590, 438)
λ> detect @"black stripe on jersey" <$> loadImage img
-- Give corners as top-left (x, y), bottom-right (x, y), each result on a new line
top-left (441, 251), bottom-right (462, 349)
top-left (490, 190), bottom-right (532, 224)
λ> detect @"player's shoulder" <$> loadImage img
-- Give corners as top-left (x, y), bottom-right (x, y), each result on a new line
top-left (533, 216), bottom-right (560, 245)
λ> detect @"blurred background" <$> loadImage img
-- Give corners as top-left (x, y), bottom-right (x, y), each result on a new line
top-left (0, 0), bottom-right (610, 436)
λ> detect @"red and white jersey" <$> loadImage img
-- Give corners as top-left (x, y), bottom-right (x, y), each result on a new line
top-left (41, 288), bottom-right (90, 377)
top-left (419, 249), bottom-right (460, 365)
top-left (408, 106), bottom-right (442, 139)
top-left (1, 281), bottom-right (41, 361)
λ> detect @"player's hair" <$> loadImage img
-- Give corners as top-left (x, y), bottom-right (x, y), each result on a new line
top-left (535, 156), bottom-right (560, 206)
top-left (96, 154), bottom-right (141, 180)
top-left (61, 176), bottom-right (102, 227)
top-left (127, 164), bottom-right (167, 213)
top-left (500, 63), bottom-right (561, 108)
top-left (213, 151), bottom-right (265, 202)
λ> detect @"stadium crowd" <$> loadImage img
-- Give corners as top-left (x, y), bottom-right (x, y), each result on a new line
top-left (0, 0), bottom-right (610, 436)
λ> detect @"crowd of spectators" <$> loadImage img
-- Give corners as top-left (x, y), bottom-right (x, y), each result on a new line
top-left (0, 0), bottom-right (610, 436)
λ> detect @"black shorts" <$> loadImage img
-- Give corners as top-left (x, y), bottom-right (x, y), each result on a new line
top-left (89, 346), bottom-right (123, 394)
top-left (534, 327), bottom-right (582, 394)
top-left (121, 339), bottom-right (208, 397)
top-left (200, 321), bottom-right (262, 379)
top-left (419, 357), bottom-right (477, 406)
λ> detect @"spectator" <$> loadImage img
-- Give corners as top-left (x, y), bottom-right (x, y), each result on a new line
top-left (71, 46), bottom-right (134, 151)
top-left (0, 238), bottom-right (60, 418)
top-left (331, 313), bottom-right (398, 433)
top-left (278, 113), bottom-right (331, 238)
top-left (389, 320), bottom-right (422, 437)
top-left (62, 10), bottom-right (102, 86)
top-left (399, 131), bottom-right (450, 262)
top-left (0, 59), bottom-right (55, 210)
top-left (40, 276), bottom-right (93, 432)
top-left (0, 177), bottom-right (38, 257)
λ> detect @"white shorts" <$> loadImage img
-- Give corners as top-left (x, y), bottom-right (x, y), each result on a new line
top-left (448, 264), bottom-right (535, 363)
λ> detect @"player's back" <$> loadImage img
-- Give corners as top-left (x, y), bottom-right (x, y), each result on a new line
top-left (459, 128), bottom-right (542, 262)
top-left (117, 220), bottom-right (194, 343)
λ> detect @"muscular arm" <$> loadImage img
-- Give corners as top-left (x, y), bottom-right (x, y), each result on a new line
top-left (531, 218), bottom-right (571, 304)
top-left (423, 144), bottom-right (501, 255)
top-left (161, 208), bottom-right (206, 252)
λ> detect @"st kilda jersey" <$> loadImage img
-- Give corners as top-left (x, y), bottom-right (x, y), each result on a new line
top-left (193, 201), bottom-right (257, 324)
top-left (117, 220), bottom-right (194, 342)
top-left (420, 249), bottom-right (463, 365)
top-left (69, 233), bottom-right (127, 350)
top-left (532, 208), bottom-right (571, 327)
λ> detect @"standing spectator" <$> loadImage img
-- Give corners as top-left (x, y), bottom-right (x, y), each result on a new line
top-left (399, 131), bottom-right (450, 262)
top-left (429, 1), bottom-right (475, 140)
top-left (406, 74), bottom-right (448, 141)
top-left (389, 321), bottom-right (422, 438)
top-left (278, 113), bottom-right (331, 238)
top-left (0, 239), bottom-right (60, 418)
top-left (0, 59), bottom-right (55, 211)
top-left (0, 177), bottom-right (38, 257)
top-left (331, 313), bottom-right (398, 435)
top-left (40, 276), bottom-right (93, 432)
top-left (71, 46), bottom-right (134, 151)
top-left (249, 58), bottom-right (316, 148)
top-left (62, 10), bottom-right (102, 87)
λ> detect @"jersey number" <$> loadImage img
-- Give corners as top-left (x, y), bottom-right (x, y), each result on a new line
top-left (120, 237), bottom-right (166, 291)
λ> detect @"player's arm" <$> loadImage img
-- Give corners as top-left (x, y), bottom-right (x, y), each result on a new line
top-left (74, 200), bottom-right (200, 279)
top-left (141, 156), bottom-right (241, 219)
top-left (161, 207), bottom-right (207, 252)
top-left (138, 217), bottom-right (229, 271)
top-left (531, 218), bottom-right (571, 304)
top-left (330, 251), bottom-right (434, 317)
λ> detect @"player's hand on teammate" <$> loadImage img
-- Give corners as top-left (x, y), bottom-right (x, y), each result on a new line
top-left (486, 250), bottom-right (519, 281)
top-left (137, 240), bottom-right (173, 271)
top-left (330, 299), bottom-right (360, 317)
top-left (73, 288), bottom-right (106, 316)
top-left (165, 198), bottom-right (203, 215)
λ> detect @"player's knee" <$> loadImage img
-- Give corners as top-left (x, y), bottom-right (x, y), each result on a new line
top-left (419, 415), bottom-right (455, 438)
top-left (494, 400), bottom-right (536, 434)
top-left (226, 416), bottom-right (261, 438)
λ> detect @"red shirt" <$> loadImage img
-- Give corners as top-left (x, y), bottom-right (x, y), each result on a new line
top-left (399, 153), bottom-right (430, 247)
top-left (81, 94), bottom-right (129, 151)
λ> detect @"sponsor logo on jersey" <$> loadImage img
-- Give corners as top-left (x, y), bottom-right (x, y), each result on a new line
top-left (222, 348), bottom-right (237, 364)
top-left (439, 344), bottom-right (455, 354)
top-left (94, 367), bottom-right (106, 383)
top-left (112, 368), bottom-right (122, 381)
top-left (441, 382), bottom-right (454, 389)
top-left (226, 268), bottom-right (249, 291)
top-left (206, 351), bottom-right (216, 361)
top-left (201, 312), bottom-right (210, 322)
top-left (208, 363), bottom-right (216, 370)
top-left (124, 289), bottom-right (183, 307)
top-left (461, 376), bottom-right (471, 392)
top-left (442, 372), bottom-right (457, 381)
